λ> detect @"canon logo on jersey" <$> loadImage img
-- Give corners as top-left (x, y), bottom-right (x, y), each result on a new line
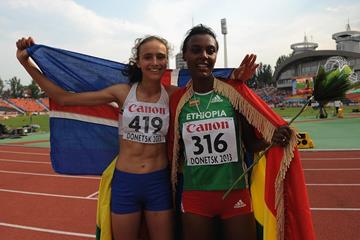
top-left (128, 104), bottom-right (166, 115)
top-left (186, 120), bottom-right (229, 133)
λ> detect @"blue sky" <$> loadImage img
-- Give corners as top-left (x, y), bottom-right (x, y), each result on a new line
top-left (1, 0), bottom-right (360, 85)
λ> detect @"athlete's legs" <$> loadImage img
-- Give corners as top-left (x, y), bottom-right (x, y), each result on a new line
top-left (182, 213), bottom-right (215, 240)
top-left (145, 209), bottom-right (174, 240)
top-left (111, 212), bottom-right (142, 240)
top-left (222, 212), bottom-right (257, 240)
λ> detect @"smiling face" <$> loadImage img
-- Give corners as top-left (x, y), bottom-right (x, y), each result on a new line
top-left (183, 34), bottom-right (218, 81)
top-left (136, 39), bottom-right (168, 83)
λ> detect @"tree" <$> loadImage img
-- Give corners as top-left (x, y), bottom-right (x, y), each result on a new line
top-left (27, 79), bottom-right (41, 99)
top-left (256, 63), bottom-right (273, 88)
top-left (246, 62), bottom-right (273, 89)
top-left (6, 77), bottom-right (24, 98)
top-left (274, 54), bottom-right (290, 71)
top-left (246, 74), bottom-right (257, 89)
top-left (0, 78), bottom-right (4, 96)
top-left (2, 89), bottom-right (11, 99)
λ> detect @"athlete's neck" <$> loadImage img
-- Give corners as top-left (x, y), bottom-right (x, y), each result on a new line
top-left (137, 81), bottom-right (161, 97)
top-left (192, 75), bottom-right (214, 93)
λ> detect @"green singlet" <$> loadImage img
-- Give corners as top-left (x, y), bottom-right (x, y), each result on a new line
top-left (179, 90), bottom-right (248, 191)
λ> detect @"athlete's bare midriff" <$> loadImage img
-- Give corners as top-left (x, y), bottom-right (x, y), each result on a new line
top-left (116, 138), bottom-right (168, 174)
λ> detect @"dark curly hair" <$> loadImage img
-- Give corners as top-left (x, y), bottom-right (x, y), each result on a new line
top-left (123, 35), bottom-right (170, 84)
top-left (181, 24), bottom-right (219, 55)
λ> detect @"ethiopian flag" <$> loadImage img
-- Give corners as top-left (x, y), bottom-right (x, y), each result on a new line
top-left (215, 78), bottom-right (315, 240)
top-left (251, 149), bottom-right (314, 239)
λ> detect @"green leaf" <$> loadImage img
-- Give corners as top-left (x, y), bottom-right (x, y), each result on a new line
top-left (341, 65), bottom-right (352, 75)
top-left (313, 66), bottom-right (352, 104)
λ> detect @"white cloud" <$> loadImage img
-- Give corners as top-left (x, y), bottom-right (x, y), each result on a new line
top-left (0, 0), bottom-right (156, 84)
top-left (1, 0), bottom-right (360, 85)
top-left (224, 3), bottom-right (360, 68)
top-left (325, 7), bottom-right (339, 12)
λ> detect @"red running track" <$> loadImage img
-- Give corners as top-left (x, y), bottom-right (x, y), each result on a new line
top-left (0, 145), bottom-right (359, 239)
top-left (0, 145), bottom-right (99, 240)
top-left (301, 150), bottom-right (360, 240)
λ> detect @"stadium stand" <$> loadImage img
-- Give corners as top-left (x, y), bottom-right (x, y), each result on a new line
top-left (0, 99), bottom-right (15, 110)
top-left (37, 98), bottom-right (50, 111)
top-left (7, 98), bottom-right (48, 113)
top-left (253, 86), bottom-right (292, 107)
top-left (0, 99), bottom-right (20, 119)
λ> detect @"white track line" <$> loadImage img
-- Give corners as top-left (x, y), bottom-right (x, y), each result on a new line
top-left (0, 150), bottom-right (49, 155)
top-left (0, 222), bottom-right (95, 238)
top-left (302, 157), bottom-right (360, 161)
top-left (0, 188), bottom-right (97, 200)
top-left (86, 191), bottom-right (99, 199)
top-left (306, 183), bottom-right (360, 186)
top-left (304, 168), bottom-right (360, 171)
top-left (0, 159), bottom-right (50, 164)
top-left (300, 148), bottom-right (360, 151)
top-left (311, 208), bottom-right (360, 211)
top-left (0, 170), bottom-right (100, 180)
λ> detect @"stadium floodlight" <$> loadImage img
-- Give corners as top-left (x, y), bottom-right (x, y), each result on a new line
top-left (221, 18), bottom-right (228, 67)
top-left (221, 18), bottom-right (227, 34)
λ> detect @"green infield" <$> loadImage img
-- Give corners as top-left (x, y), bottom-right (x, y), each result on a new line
top-left (293, 117), bottom-right (360, 150)
top-left (0, 114), bottom-right (50, 132)
top-left (1, 107), bottom-right (359, 150)
top-left (0, 132), bottom-right (50, 147)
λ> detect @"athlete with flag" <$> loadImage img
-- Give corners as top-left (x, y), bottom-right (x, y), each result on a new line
top-left (17, 35), bottom-right (178, 240)
top-left (168, 24), bottom-right (315, 240)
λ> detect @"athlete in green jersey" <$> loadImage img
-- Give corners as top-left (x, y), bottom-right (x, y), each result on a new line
top-left (179, 90), bottom-right (248, 191)
top-left (171, 24), bottom-right (292, 240)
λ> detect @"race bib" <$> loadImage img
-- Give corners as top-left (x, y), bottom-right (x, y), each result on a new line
top-left (122, 103), bottom-right (169, 143)
top-left (182, 117), bottom-right (237, 166)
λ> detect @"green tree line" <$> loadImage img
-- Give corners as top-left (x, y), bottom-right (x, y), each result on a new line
top-left (0, 77), bottom-right (43, 99)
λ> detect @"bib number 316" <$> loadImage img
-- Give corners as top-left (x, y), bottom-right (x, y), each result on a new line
top-left (191, 133), bottom-right (227, 155)
top-left (183, 118), bottom-right (238, 166)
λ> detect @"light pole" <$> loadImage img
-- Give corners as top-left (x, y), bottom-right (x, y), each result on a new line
top-left (221, 18), bottom-right (228, 68)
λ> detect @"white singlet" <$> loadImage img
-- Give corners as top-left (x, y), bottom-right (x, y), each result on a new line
top-left (119, 83), bottom-right (169, 144)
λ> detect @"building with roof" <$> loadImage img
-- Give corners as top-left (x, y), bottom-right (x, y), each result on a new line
top-left (274, 23), bottom-right (360, 91)
top-left (175, 52), bottom-right (187, 69)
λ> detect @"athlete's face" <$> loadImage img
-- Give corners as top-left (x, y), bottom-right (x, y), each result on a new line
top-left (137, 40), bottom-right (168, 83)
top-left (183, 34), bottom-right (217, 80)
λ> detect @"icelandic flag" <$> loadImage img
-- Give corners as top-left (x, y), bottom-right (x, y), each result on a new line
top-left (28, 44), bottom-right (233, 175)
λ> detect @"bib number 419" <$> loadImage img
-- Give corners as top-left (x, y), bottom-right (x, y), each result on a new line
top-left (128, 116), bottom-right (162, 134)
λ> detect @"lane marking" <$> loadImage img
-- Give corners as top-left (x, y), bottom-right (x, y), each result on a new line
top-left (302, 157), bottom-right (360, 161)
top-left (0, 159), bottom-right (50, 164)
top-left (0, 222), bottom-right (95, 238)
top-left (0, 188), bottom-right (97, 200)
top-left (86, 191), bottom-right (99, 198)
top-left (311, 208), bottom-right (360, 211)
top-left (304, 168), bottom-right (360, 171)
top-left (0, 170), bottom-right (100, 180)
top-left (307, 183), bottom-right (360, 186)
top-left (300, 149), bottom-right (360, 151)
top-left (0, 150), bottom-right (49, 156)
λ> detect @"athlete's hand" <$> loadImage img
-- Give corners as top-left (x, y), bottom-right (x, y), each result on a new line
top-left (272, 125), bottom-right (292, 147)
top-left (232, 54), bottom-right (259, 82)
top-left (16, 37), bottom-right (34, 63)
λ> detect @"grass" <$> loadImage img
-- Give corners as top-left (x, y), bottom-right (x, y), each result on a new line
top-left (273, 105), bottom-right (357, 119)
top-left (293, 117), bottom-right (360, 149)
top-left (0, 105), bottom-right (358, 133)
top-left (0, 114), bottom-right (50, 132)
